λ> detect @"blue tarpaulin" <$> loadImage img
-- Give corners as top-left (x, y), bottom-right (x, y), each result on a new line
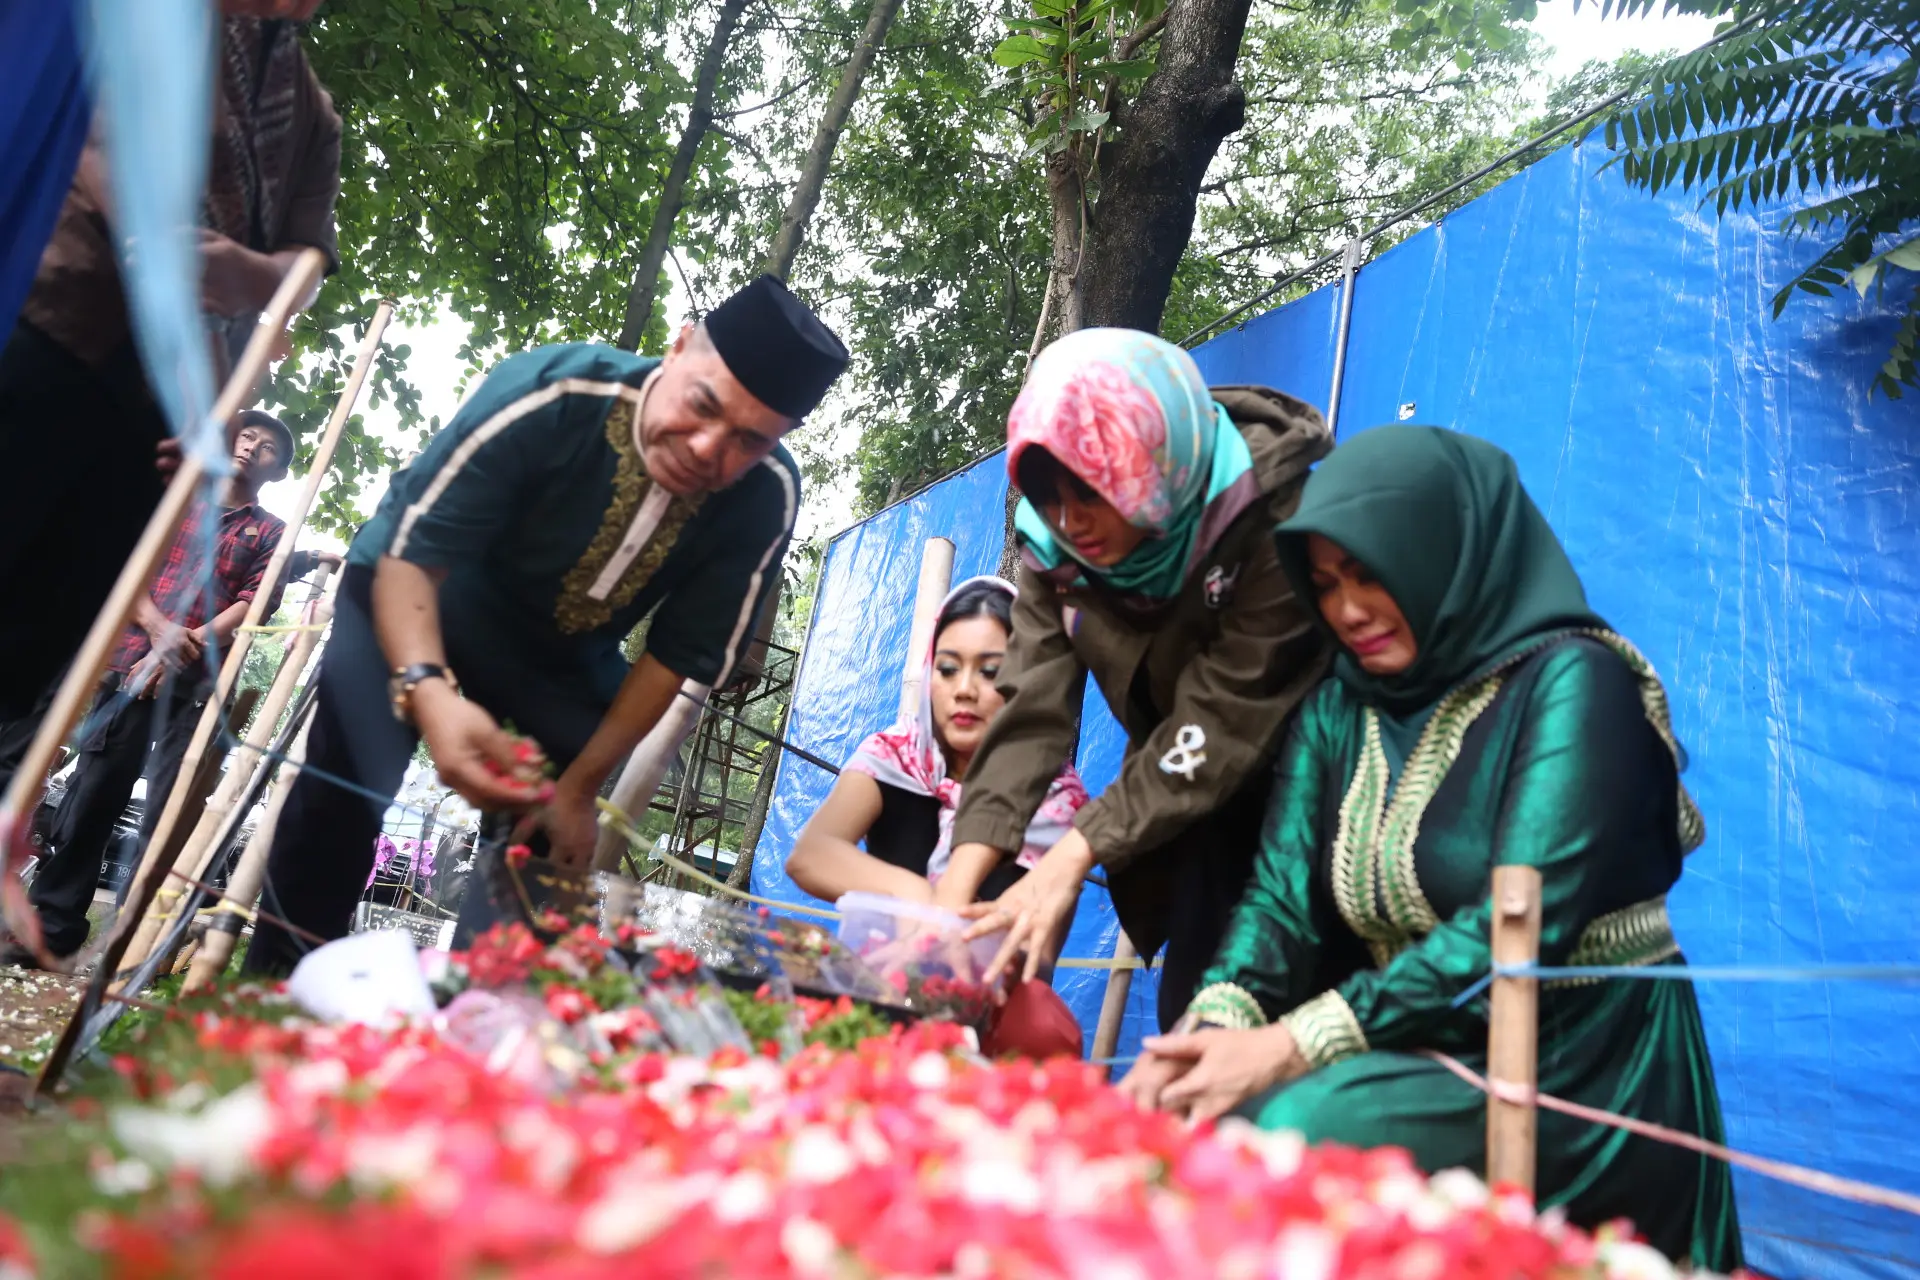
top-left (753, 134), bottom-right (1919, 1278)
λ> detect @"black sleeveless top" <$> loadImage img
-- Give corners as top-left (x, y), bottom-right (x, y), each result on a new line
top-left (866, 782), bottom-right (1026, 902)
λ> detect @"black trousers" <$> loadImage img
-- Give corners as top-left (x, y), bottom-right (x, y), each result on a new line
top-left (0, 322), bottom-right (168, 724)
top-left (242, 566), bottom-right (608, 977)
top-left (1106, 772), bottom-right (1273, 1032)
top-left (28, 675), bottom-right (201, 957)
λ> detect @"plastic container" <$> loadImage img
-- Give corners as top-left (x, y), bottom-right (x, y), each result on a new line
top-left (833, 892), bottom-right (1007, 1028)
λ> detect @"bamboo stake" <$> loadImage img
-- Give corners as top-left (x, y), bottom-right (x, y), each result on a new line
top-left (1091, 930), bottom-right (1137, 1078)
top-left (118, 567), bottom-right (335, 976)
top-left (589, 680), bottom-right (708, 874)
top-left (1486, 865), bottom-right (1543, 1194)
top-left (898, 538), bottom-right (955, 724)
top-left (34, 285), bottom-right (382, 1094)
top-left (117, 299), bottom-right (391, 961)
top-left (0, 249), bottom-right (328, 960)
top-left (181, 695), bottom-right (317, 994)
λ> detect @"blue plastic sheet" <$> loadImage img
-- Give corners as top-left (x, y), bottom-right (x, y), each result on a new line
top-left (0, 0), bottom-right (88, 337)
top-left (757, 132), bottom-right (1919, 1278)
top-left (751, 455), bottom-right (1163, 1058)
top-left (1201, 138), bottom-right (1920, 1279)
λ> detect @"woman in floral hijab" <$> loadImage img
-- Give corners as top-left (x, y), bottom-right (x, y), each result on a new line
top-left (941, 328), bottom-right (1334, 1030)
top-left (788, 577), bottom-right (1087, 904)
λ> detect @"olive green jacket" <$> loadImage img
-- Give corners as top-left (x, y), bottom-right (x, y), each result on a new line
top-left (952, 387), bottom-right (1334, 948)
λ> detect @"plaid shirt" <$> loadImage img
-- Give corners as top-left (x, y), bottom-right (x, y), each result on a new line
top-left (109, 500), bottom-right (288, 673)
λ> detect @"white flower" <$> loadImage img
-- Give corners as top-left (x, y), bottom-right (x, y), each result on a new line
top-left (91, 1158), bottom-right (155, 1197)
top-left (786, 1126), bottom-right (855, 1185)
top-left (346, 1126), bottom-right (442, 1193)
top-left (713, 1170), bottom-right (774, 1223)
top-left (1218, 1119), bottom-right (1306, 1178)
top-left (285, 1056), bottom-right (351, 1098)
top-left (108, 1083), bottom-right (271, 1189)
top-left (780, 1217), bottom-right (838, 1275)
top-left (575, 1181), bottom-right (686, 1255)
top-left (958, 1156), bottom-right (1041, 1212)
top-left (1427, 1166), bottom-right (1491, 1210)
top-left (906, 1051), bottom-right (950, 1091)
top-left (1270, 1223), bottom-right (1337, 1280)
top-left (1599, 1240), bottom-right (1683, 1280)
top-left (164, 1081), bottom-right (211, 1113)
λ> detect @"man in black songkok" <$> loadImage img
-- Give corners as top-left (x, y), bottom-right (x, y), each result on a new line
top-left (242, 275), bottom-right (849, 975)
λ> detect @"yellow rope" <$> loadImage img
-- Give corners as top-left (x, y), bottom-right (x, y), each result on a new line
top-left (592, 799), bottom-right (1158, 969)
top-left (595, 799), bottom-right (842, 921)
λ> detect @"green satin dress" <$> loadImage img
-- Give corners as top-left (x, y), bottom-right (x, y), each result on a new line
top-left (1187, 634), bottom-right (1743, 1271)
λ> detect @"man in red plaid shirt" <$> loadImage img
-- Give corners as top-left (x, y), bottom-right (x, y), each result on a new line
top-left (6, 410), bottom-right (336, 963)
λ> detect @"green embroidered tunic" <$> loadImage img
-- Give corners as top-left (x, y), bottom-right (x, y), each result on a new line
top-left (348, 343), bottom-right (797, 705)
top-left (1191, 635), bottom-right (1741, 1270)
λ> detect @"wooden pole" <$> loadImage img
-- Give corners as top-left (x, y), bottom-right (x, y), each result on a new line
top-left (181, 697), bottom-right (316, 994)
top-left (34, 288), bottom-right (383, 1093)
top-left (1091, 930), bottom-right (1137, 1078)
top-left (118, 568), bottom-right (335, 977)
top-left (117, 299), bottom-right (392, 958)
top-left (589, 680), bottom-right (708, 874)
top-left (898, 538), bottom-right (955, 724)
top-left (144, 687), bottom-right (263, 882)
top-left (1486, 864), bottom-right (1543, 1194)
top-left (0, 248), bottom-right (328, 959)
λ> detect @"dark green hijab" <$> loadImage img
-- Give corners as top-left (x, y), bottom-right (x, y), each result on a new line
top-left (1274, 426), bottom-right (1606, 717)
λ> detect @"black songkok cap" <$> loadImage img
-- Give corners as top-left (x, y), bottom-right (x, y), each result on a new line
top-left (703, 274), bottom-right (850, 420)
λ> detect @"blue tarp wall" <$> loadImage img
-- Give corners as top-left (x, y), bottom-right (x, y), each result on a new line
top-left (753, 134), bottom-right (1920, 1280)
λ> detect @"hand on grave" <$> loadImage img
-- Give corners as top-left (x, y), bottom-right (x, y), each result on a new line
top-left (964, 827), bottom-right (1094, 990)
top-left (1115, 1049), bottom-right (1197, 1114)
top-left (1146, 1023), bottom-right (1307, 1126)
top-left (514, 783), bottom-right (600, 872)
top-left (417, 690), bottom-right (549, 811)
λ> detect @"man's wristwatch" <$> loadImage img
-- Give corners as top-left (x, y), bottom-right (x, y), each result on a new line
top-left (389, 663), bottom-right (458, 725)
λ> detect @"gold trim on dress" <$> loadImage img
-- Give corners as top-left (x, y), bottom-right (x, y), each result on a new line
top-left (1278, 990), bottom-right (1369, 1069)
top-left (553, 396), bottom-right (703, 635)
top-left (1330, 676), bottom-right (1504, 968)
top-left (1548, 895), bottom-right (1681, 987)
top-left (1186, 982), bottom-right (1268, 1030)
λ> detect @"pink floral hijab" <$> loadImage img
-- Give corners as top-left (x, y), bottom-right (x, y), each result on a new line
top-left (844, 576), bottom-right (1088, 881)
top-left (1007, 328), bottom-right (1259, 614)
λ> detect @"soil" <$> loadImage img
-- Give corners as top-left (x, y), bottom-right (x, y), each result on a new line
top-left (0, 964), bottom-right (84, 1076)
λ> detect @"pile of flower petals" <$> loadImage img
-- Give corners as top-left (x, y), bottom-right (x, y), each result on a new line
top-left (9, 998), bottom-right (1725, 1280)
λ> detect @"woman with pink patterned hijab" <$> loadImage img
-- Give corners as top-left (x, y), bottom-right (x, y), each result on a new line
top-left (787, 578), bottom-right (1087, 905)
top-left (938, 328), bottom-right (1335, 1032)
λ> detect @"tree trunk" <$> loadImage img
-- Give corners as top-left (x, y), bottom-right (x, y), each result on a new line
top-left (997, 483), bottom-right (1023, 581)
top-left (1028, 144), bottom-right (1089, 359)
top-left (617, 0), bottom-right (755, 350)
top-left (1080, 0), bottom-right (1254, 332)
top-left (764, 0), bottom-right (907, 280)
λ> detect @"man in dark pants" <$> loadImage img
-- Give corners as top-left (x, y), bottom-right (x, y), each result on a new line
top-left (0, 7), bottom-right (341, 790)
top-left (0, 413), bottom-right (336, 964)
top-left (242, 277), bottom-right (850, 976)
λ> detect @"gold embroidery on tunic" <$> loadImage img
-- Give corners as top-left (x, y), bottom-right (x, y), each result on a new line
top-left (553, 399), bottom-right (702, 635)
top-left (1328, 627), bottom-right (1702, 972)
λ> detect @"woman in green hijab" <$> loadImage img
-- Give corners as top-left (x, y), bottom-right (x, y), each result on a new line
top-left (1117, 426), bottom-right (1742, 1270)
